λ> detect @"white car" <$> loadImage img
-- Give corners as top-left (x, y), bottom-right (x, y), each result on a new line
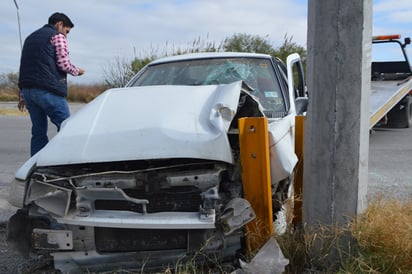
top-left (7, 52), bottom-right (307, 273)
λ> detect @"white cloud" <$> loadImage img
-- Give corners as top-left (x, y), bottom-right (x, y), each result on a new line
top-left (2, 0), bottom-right (308, 83)
top-left (373, 0), bottom-right (412, 27)
top-left (386, 11), bottom-right (412, 24)
top-left (374, 0), bottom-right (412, 13)
top-left (2, 0), bottom-right (411, 83)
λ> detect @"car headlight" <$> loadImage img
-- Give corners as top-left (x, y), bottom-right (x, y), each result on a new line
top-left (8, 178), bottom-right (28, 208)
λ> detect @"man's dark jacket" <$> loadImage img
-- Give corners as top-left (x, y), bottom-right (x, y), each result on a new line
top-left (19, 24), bottom-right (68, 97)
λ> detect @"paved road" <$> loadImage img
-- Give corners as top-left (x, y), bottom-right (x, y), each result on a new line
top-left (0, 103), bottom-right (85, 222)
top-left (368, 126), bottom-right (412, 200)
top-left (0, 102), bottom-right (411, 273)
top-left (0, 103), bottom-right (411, 223)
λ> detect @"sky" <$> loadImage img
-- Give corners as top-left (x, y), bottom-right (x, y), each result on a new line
top-left (1, 0), bottom-right (412, 84)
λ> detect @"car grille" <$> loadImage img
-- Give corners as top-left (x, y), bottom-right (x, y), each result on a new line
top-left (95, 227), bottom-right (208, 253)
top-left (94, 186), bottom-right (202, 213)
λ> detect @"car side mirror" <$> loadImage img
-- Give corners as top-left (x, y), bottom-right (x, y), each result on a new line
top-left (295, 97), bottom-right (308, 115)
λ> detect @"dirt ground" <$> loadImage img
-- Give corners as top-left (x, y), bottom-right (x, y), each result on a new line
top-left (0, 222), bottom-right (26, 274)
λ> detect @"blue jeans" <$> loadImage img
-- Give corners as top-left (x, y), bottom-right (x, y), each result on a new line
top-left (22, 88), bottom-right (70, 156)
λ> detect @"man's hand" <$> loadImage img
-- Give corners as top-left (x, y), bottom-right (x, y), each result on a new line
top-left (18, 99), bottom-right (26, 112)
top-left (78, 68), bottom-right (85, 76)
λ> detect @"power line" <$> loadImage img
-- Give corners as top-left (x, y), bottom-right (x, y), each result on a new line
top-left (13, 0), bottom-right (23, 51)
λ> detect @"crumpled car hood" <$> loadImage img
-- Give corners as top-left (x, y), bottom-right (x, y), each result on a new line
top-left (35, 81), bottom-right (244, 166)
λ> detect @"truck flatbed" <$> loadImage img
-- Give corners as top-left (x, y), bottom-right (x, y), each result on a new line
top-left (370, 79), bottom-right (412, 129)
top-left (370, 35), bottom-right (412, 129)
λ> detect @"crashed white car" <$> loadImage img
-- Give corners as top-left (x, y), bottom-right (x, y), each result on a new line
top-left (7, 52), bottom-right (307, 273)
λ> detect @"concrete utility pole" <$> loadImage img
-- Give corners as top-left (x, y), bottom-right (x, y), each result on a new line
top-left (303, 0), bottom-right (372, 226)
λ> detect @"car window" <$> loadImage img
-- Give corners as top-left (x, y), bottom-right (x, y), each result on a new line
top-left (130, 57), bottom-right (286, 113)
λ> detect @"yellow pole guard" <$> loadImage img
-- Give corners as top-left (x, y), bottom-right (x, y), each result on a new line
top-left (238, 117), bottom-right (273, 254)
top-left (293, 115), bottom-right (305, 225)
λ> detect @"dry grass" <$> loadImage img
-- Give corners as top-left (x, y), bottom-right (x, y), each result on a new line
top-left (0, 108), bottom-right (28, 116)
top-left (277, 196), bottom-right (412, 273)
top-left (350, 197), bottom-right (412, 273)
top-left (0, 87), bottom-right (18, 101)
top-left (67, 83), bottom-right (108, 102)
top-left (0, 84), bottom-right (108, 103)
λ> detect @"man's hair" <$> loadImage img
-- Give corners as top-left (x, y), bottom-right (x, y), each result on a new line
top-left (48, 12), bottom-right (74, 28)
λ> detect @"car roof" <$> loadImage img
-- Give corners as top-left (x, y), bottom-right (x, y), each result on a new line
top-left (149, 52), bottom-right (272, 65)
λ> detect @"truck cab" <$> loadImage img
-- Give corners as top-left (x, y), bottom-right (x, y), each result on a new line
top-left (372, 34), bottom-right (411, 81)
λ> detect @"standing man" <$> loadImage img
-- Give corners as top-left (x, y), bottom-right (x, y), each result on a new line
top-left (18, 12), bottom-right (84, 156)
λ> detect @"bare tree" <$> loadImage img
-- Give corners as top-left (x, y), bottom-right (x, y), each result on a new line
top-left (104, 33), bottom-right (306, 88)
top-left (223, 33), bottom-right (274, 54)
top-left (0, 72), bottom-right (19, 91)
top-left (103, 56), bottom-right (135, 88)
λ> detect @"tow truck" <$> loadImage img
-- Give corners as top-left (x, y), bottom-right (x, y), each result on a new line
top-left (7, 52), bottom-right (307, 273)
top-left (370, 34), bottom-right (412, 129)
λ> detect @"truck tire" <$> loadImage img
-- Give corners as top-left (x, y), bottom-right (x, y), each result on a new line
top-left (387, 95), bottom-right (412, 128)
top-left (407, 96), bottom-right (412, 128)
